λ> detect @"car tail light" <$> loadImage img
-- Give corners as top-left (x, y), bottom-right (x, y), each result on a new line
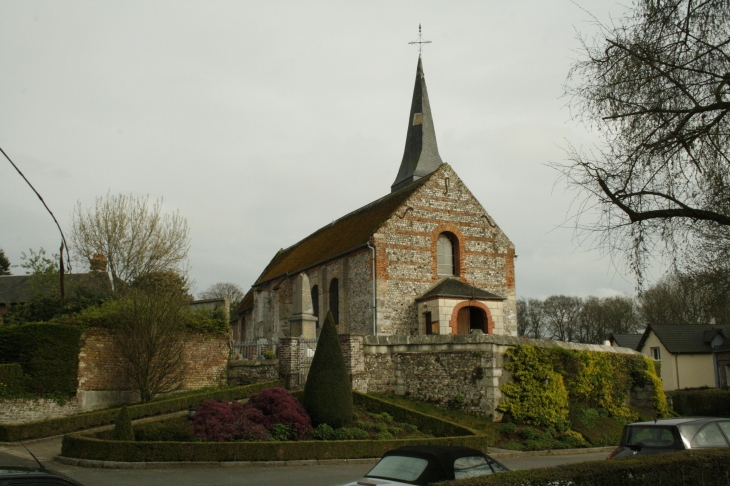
top-left (606, 447), bottom-right (620, 460)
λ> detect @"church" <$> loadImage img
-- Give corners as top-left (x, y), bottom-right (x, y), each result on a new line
top-left (233, 57), bottom-right (517, 341)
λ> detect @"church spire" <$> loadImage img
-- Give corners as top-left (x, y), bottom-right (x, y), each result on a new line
top-left (391, 56), bottom-right (443, 192)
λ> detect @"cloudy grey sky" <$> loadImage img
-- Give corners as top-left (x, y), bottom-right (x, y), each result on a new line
top-left (1, 0), bottom-right (645, 299)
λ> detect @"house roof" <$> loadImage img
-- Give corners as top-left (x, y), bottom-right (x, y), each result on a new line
top-left (253, 173), bottom-right (433, 288)
top-left (415, 277), bottom-right (505, 302)
top-left (637, 324), bottom-right (730, 355)
top-left (611, 333), bottom-right (643, 350)
top-left (0, 273), bottom-right (109, 305)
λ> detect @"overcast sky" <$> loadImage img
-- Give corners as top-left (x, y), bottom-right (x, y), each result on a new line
top-left (1, 0), bottom-right (650, 300)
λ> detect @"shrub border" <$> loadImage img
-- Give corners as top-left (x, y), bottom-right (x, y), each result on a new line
top-left (60, 392), bottom-right (489, 463)
top-left (0, 381), bottom-right (282, 442)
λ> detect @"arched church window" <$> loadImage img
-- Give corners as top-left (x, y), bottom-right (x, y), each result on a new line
top-left (329, 278), bottom-right (339, 324)
top-left (437, 233), bottom-right (456, 276)
top-left (311, 285), bottom-right (319, 330)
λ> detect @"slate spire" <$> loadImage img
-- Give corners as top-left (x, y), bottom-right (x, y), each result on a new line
top-left (391, 57), bottom-right (443, 192)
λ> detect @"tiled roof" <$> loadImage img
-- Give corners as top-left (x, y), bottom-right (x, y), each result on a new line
top-left (638, 324), bottom-right (730, 355)
top-left (253, 174), bottom-right (433, 287)
top-left (611, 333), bottom-right (643, 350)
top-left (415, 277), bottom-right (504, 302)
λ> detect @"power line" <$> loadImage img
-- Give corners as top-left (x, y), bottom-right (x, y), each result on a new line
top-left (1, 145), bottom-right (71, 271)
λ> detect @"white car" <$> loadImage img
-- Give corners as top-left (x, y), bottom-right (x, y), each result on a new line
top-left (341, 445), bottom-right (509, 485)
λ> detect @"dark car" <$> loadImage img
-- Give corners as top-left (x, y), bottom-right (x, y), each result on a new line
top-left (608, 417), bottom-right (730, 460)
top-left (340, 445), bottom-right (509, 485)
top-left (0, 466), bottom-right (86, 485)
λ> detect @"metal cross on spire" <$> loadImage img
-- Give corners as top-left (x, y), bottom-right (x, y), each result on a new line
top-left (408, 24), bottom-right (431, 56)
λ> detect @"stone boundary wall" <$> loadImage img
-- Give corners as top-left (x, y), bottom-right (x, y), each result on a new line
top-left (359, 334), bottom-right (639, 419)
top-left (0, 397), bottom-right (80, 425)
top-left (228, 359), bottom-right (279, 386)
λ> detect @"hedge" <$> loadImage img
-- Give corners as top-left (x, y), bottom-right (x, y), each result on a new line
top-left (60, 392), bottom-right (489, 462)
top-left (438, 448), bottom-right (730, 486)
top-left (669, 388), bottom-right (730, 417)
top-left (0, 363), bottom-right (26, 398)
top-left (0, 380), bottom-right (282, 442)
top-left (0, 323), bottom-right (83, 397)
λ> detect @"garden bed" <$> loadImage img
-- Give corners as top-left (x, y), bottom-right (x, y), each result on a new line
top-left (60, 393), bottom-right (488, 462)
top-left (0, 381), bottom-right (282, 442)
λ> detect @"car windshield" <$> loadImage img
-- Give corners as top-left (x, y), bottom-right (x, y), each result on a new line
top-left (623, 426), bottom-right (678, 448)
top-left (367, 456), bottom-right (429, 482)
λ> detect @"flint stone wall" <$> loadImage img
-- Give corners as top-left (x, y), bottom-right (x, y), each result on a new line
top-left (227, 359), bottom-right (279, 386)
top-left (0, 397), bottom-right (80, 425)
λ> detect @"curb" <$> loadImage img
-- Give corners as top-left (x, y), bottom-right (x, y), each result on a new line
top-left (54, 456), bottom-right (379, 469)
top-left (487, 446), bottom-right (615, 459)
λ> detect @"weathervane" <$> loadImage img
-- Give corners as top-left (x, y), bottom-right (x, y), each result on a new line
top-left (408, 24), bottom-right (431, 56)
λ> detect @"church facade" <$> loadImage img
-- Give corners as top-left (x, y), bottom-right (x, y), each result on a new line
top-left (234, 58), bottom-right (517, 341)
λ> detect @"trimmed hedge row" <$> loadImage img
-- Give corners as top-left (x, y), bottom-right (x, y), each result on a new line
top-left (60, 392), bottom-right (489, 462)
top-left (439, 448), bottom-right (730, 486)
top-left (0, 381), bottom-right (282, 442)
top-left (0, 323), bottom-right (83, 397)
top-left (0, 363), bottom-right (25, 398)
top-left (669, 388), bottom-right (730, 417)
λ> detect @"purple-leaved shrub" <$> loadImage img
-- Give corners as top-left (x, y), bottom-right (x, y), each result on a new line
top-left (246, 387), bottom-right (312, 440)
top-left (192, 400), bottom-right (267, 442)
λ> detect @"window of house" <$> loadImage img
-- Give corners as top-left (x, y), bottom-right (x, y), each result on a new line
top-left (424, 312), bottom-right (433, 335)
top-left (437, 234), bottom-right (456, 276)
top-left (329, 278), bottom-right (339, 324)
top-left (311, 285), bottom-right (319, 329)
top-left (651, 347), bottom-right (661, 360)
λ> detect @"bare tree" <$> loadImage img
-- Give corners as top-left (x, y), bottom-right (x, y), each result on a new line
top-left (114, 287), bottom-right (187, 403)
top-left (71, 194), bottom-right (190, 293)
top-left (516, 298), bottom-right (546, 339)
top-left (579, 295), bottom-right (641, 344)
top-left (558, 0), bottom-right (730, 284)
top-left (542, 295), bottom-right (583, 342)
top-left (199, 282), bottom-right (244, 309)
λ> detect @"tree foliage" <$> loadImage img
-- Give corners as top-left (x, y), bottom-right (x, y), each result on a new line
top-left (559, 0), bottom-right (730, 284)
top-left (0, 249), bottom-right (10, 275)
top-left (71, 193), bottom-right (190, 293)
top-left (199, 282), bottom-right (244, 310)
top-left (302, 311), bottom-right (353, 428)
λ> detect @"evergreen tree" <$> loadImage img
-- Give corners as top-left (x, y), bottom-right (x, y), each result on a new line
top-left (0, 249), bottom-right (10, 275)
top-left (302, 311), bottom-right (352, 428)
top-left (111, 406), bottom-right (135, 441)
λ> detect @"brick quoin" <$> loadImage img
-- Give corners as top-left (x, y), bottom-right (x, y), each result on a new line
top-left (448, 300), bottom-right (495, 335)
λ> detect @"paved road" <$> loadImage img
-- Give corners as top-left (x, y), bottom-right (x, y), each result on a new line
top-left (0, 437), bottom-right (611, 486)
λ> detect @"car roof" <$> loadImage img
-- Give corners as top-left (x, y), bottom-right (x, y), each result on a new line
top-left (384, 445), bottom-right (485, 468)
top-left (629, 417), bottom-right (729, 426)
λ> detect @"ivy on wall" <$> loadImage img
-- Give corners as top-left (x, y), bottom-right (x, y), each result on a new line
top-left (499, 345), bottom-right (669, 427)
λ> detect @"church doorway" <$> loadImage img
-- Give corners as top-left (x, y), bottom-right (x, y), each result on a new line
top-left (456, 306), bottom-right (487, 335)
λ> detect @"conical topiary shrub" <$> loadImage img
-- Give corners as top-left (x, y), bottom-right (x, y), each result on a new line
top-left (302, 311), bottom-right (353, 428)
top-left (112, 406), bottom-right (135, 441)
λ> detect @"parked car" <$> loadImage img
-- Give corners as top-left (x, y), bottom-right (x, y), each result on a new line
top-left (340, 445), bottom-right (509, 486)
top-left (0, 466), bottom-right (86, 485)
top-left (608, 417), bottom-right (730, 460)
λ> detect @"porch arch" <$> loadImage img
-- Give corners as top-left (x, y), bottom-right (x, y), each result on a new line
top-left (449, 300), bottom-right (494, 335)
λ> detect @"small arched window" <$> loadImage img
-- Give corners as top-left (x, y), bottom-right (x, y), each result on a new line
top-left (437, 234), bottom-right (456, 276)
top-left (311, 285), bottom-right (319, 329)
top-left (329, 278), bottom-right (339, 324)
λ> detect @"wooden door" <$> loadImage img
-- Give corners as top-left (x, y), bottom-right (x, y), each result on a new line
top-left (457, 307), bottom-right (470, 335)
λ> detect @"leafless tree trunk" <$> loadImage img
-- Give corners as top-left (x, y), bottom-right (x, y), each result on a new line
top-left (542, 295), bottom-right (583, 342)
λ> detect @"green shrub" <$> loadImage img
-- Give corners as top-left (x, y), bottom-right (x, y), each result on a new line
top-left (270, 424), bottom-right (296, 441)
top-left (345, 428), bottom-right (369, 440)
top-left (371, 412), bottom-right (393, 423)
top-left (0, 380), bottom-right (282, 442)
top-left (183, 308), bottom-right (229, 337)
top-left (111, 407), bottom-right (134, 441)
top-left (0, 363), bottom-right (27, 398)
top-left (438, 449), bottom-right (730, 486)
top-left (0, 323), bottom-right (82, 397)
top-left (313, 423), bottom-right (335, 440)
top-left (500, 441), bottom-right (524, 451)
top-left (355, 420), bottom-right (372, 430)
top-left (519, 428), bottom-right (540, 440)
top-left (669, 388), bottom-right (730, 417)
top-left (375, 431), bottom-right (394, 440)
top-left (134, 418), bottom-right (194, 442)
top-left (302, 312), bottom-right (353, 428)
top-left (375, 422), bottom-right (388, 433)
top-left (498, 422), bottom-right (517, 435)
